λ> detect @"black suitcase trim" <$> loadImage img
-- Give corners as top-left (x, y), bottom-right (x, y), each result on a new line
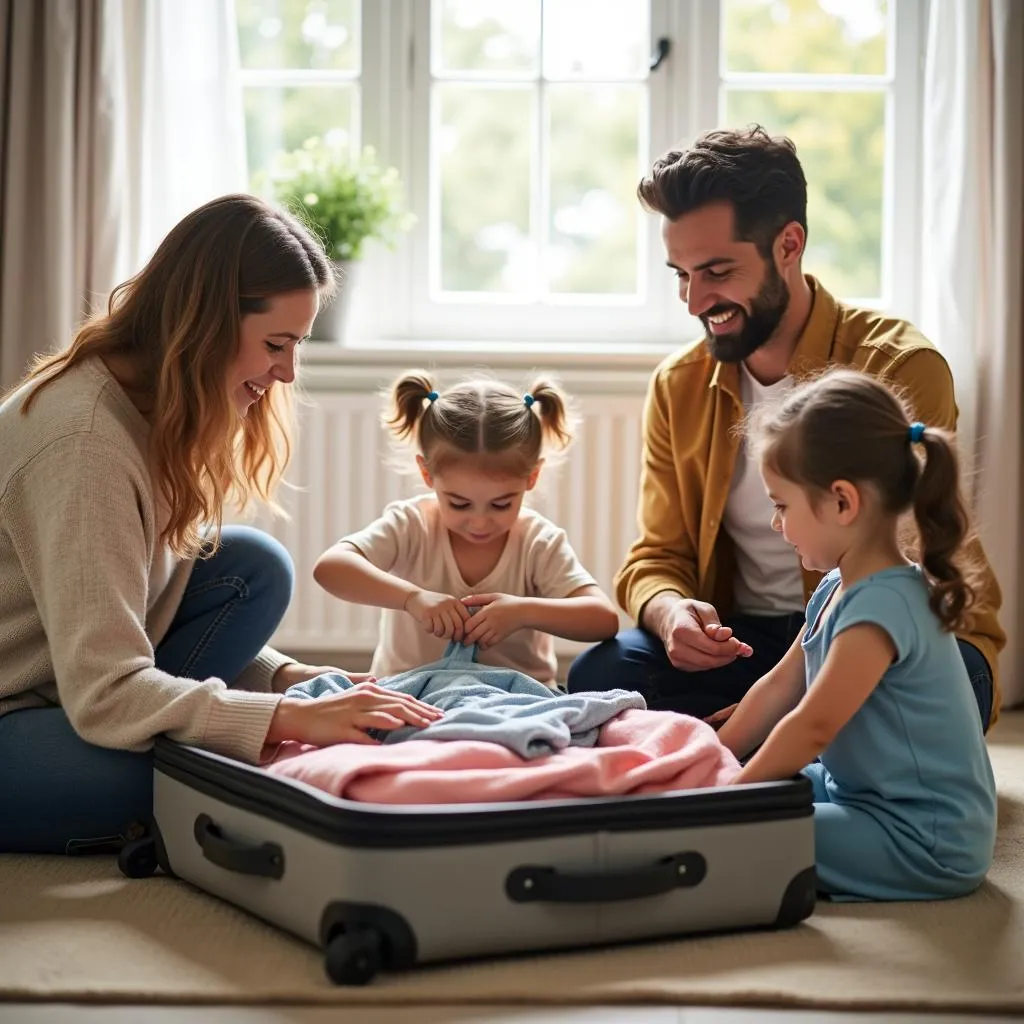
top-left (155, 738), bottom-right (813, 849)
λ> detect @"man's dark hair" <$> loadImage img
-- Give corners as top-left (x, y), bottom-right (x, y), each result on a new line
top-left (638, 124), bottom-right (808, 257)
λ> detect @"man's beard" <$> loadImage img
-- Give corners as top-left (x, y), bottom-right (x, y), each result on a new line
top-left (702, 261), bottom-right (790, 363)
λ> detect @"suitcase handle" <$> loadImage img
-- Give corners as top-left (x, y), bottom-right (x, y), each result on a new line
top-left (193, 814), bottom-right (284, 879)
top-left (505, 851), bottom-right (706, 904)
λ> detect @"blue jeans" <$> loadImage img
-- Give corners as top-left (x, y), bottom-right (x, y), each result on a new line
top-left (567, 616), bottom-right (994, 732)
top-left (0, 526), bottom-right (293, 855)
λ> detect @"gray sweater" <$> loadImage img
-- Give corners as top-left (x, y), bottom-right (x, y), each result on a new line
top-left (0, 358), bottom-right (290, 763)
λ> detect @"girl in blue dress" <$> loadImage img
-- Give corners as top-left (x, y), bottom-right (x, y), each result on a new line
top-left (718, 368), bottom-right (997, 901)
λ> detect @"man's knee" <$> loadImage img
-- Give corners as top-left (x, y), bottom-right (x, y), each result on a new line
top-left (957, 639), bottom-right (994, 732)
top-left (566, 639), bottom-right (616, 692)
top-left (566, 628), bottom-right (665, 694)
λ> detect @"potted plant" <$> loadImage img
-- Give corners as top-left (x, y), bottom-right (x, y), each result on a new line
top-left (262, 134), bottom-right (414, 342)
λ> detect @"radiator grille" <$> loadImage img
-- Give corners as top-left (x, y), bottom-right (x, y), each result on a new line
top-left (251, 387), bottom-right (645, 658)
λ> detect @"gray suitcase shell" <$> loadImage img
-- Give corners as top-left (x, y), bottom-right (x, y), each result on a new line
top-left (120, 737), bottom-right (817, 985)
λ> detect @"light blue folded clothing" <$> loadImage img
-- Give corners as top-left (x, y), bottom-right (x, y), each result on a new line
top-left (287, 640), bottom-right (646, 758)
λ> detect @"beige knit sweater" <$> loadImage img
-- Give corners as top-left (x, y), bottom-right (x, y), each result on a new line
top-left (0, 358), bottom-right (293, 763)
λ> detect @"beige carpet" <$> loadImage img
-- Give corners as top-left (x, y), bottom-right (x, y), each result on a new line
top-left (3, 715), bottom-right (1024, 1014)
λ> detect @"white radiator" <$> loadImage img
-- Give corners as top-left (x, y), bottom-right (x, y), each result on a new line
top-left (252, 364), bottom-right (649, 661)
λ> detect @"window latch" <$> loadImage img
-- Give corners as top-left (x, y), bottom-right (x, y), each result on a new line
top-left (649, 37), bottom-right (671, 73)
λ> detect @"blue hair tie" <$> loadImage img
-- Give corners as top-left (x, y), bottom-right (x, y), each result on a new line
top-left (908, 421), bottom-right (926, 443)
top-left (523, 393), bottom-right (535, 408)
top-left (426, 390), bottom-right (439, 402)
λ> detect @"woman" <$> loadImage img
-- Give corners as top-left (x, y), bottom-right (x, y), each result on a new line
top-left (0, 195), bottom-right (441, 854)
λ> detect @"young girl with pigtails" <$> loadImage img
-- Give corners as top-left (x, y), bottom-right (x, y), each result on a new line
top-left (718, 368), bottom-right (997, 902)
top-left (314, 371), bottom-right (619, 685)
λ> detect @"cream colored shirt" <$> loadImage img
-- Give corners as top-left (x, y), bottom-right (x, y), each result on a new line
top-left (343, 494), bottom-right (596, 683)
top-left (0, 359), bottom-right (290, 764)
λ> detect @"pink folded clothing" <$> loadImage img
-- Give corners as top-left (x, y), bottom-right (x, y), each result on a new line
top-left (266, 709), bottom-right (741, 803)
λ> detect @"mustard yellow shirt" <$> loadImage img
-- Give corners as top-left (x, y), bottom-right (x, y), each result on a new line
top-left (616, 277), bottom-right (1006, 718)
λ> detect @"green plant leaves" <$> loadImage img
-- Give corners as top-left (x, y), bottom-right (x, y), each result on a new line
top-left (265, 136), bottom-right (415, 262)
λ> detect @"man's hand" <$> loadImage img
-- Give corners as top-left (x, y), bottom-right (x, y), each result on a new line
top-left (461, 593), bottom-right (527, 649)
top-left (661, 598), bottom-right (752, 671)
top-left (272, 662), bottom-right (375, 693)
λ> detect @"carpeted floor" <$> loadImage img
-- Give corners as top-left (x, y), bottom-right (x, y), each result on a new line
top-left (2, 714), bottom-right (1023, 1014)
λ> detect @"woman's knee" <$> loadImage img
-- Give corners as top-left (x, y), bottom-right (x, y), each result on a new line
top-left (218, 525), bottom-right (294, 613)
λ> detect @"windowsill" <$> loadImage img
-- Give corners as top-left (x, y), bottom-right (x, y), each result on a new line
top-left (298, 337), bottom-right (681, 393)
top-left (303, 337), bottom-right (679, 362)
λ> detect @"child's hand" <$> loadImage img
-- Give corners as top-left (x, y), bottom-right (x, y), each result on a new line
top-left (703, 702), bottom-right (739, 730)
top-left (404, 589), bottom-right (471, 641)
top-left (462, 593), bottom-right (527, 649)
top-left (272, 662), bottom-right (375, 693)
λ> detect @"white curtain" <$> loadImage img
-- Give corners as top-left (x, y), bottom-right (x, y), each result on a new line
top-left (0, 0), bottom-right (247, 392)
top-left (122, 0), bottom-right (248, 269)
top-left (919, 0), bottom-right (1024, 708)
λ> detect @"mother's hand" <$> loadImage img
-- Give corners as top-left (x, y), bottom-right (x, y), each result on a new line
top-left (272, 661), bottom-right (375, 693)
top-left (266, 683), bottom-right (443, 747)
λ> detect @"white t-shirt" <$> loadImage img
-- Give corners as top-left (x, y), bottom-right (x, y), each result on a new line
top-left (721, 365), bottom-right (805, 615)
top-left (341, 494), bottom-right (597, 683)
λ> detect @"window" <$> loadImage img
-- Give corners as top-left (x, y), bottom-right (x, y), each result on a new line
top-left (237, 0), bottom-right (922, 352)
top-left (400, 0), bottom-right (680, 345)
top-left (717, 0), bottom-right (918, 311)
top-left (237, 1), bottom-right (361, 173)
top-left (424, 3), bottom-right (650, 300)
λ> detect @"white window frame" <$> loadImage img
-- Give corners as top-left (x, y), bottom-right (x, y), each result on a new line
top-left (244, 0), bottom-right (925, 362)
top-left (352, 0), bottom-right (688, 355)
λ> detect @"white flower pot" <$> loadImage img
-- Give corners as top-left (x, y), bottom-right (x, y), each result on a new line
top-left (310, 260), bottom-right (357, 342)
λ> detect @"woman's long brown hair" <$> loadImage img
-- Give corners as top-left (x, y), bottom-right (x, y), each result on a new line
top-left (17, 194), bottom-right (336, 556)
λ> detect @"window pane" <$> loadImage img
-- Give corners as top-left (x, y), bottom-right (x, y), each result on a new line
top-left (722, 0), bottom-right (887, 76)
top-left (547, 85), bottom-right (641, 294)
top-left (244, 85), bottom-right (357, 181)
top-left (237, 0), bottom-right (359, 72)
top-left (435, 0), bottom-right (540, 75)
top-left (724, 89), bottom-right (885, 298)
top-left (435, 85), bottom-right (533, 294)
top-left (543, 0), bottom-right (648, 79)
top-left (434, 84), bottom-right (536, 294)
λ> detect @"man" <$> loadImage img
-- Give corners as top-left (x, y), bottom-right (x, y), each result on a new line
top-left (566, 125), bottom-right (1005, 730)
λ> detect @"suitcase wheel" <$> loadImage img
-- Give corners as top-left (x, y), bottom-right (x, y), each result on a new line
top-left (118, 836), bottom-right (159, 879)
top-left (324, 927), bottom-right (382, 986)
top-left (774, 866), bottom-right (818, 928)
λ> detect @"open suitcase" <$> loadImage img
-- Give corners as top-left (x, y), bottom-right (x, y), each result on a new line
top-left (119, 736), bottom-right (817, 985)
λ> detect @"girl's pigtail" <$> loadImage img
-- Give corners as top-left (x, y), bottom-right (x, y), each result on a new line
top-left (384, 369), bottom-right (436, 443)
top-left (527, 378), bottom-right (575, 452)
top-left (912, 427), bottom-right (976, 631)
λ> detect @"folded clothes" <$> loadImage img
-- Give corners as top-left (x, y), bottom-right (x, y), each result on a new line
top-left (286, 639), bottom-right (645, 758)
top-left (268, 708), bottom-right (742, 802)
